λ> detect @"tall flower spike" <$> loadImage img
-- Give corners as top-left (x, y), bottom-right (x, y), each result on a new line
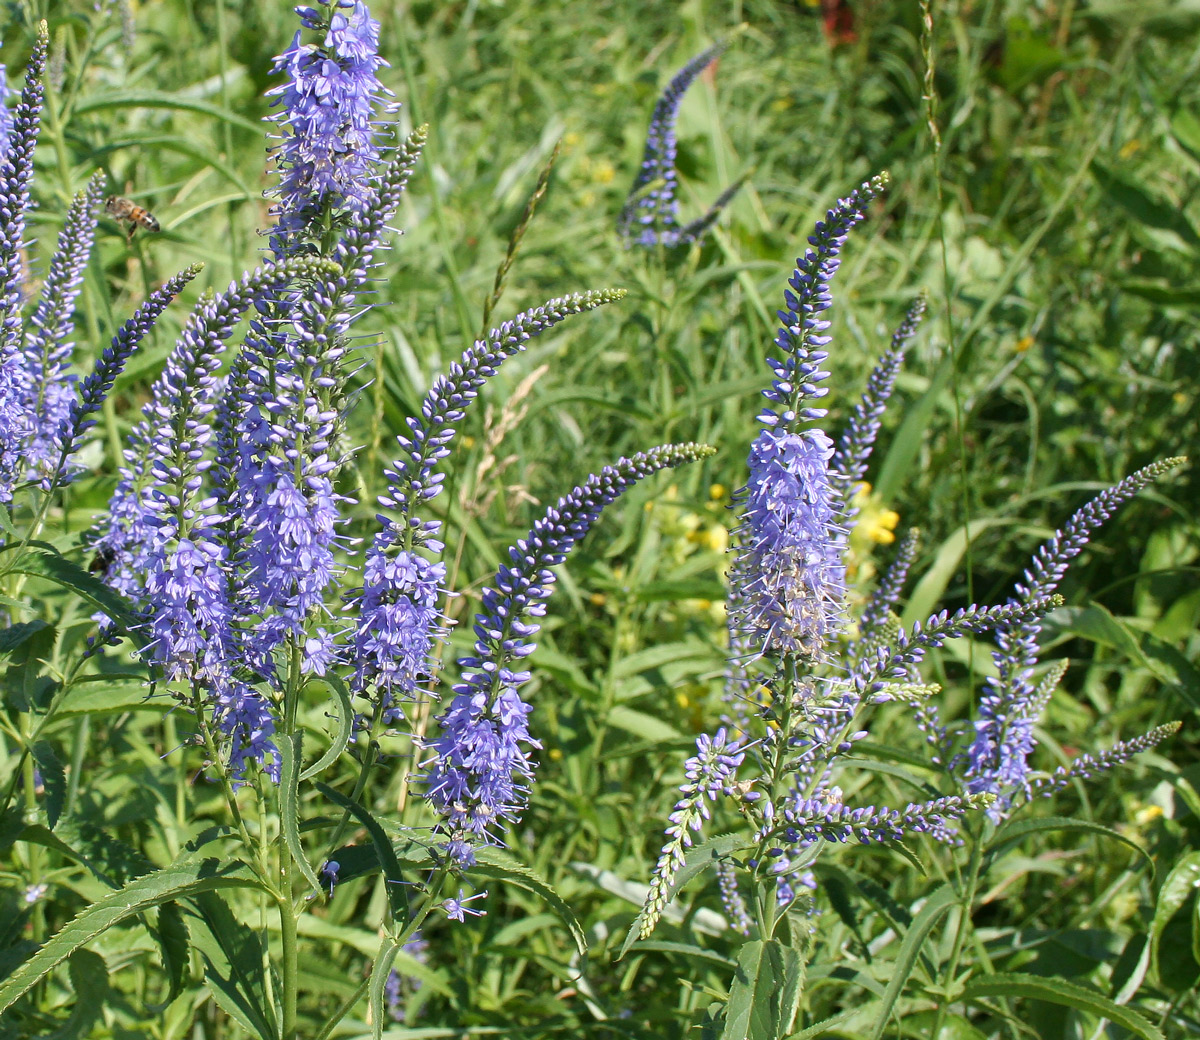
top-left (964, 456), bottom-right (1186, 815)
top-left (423, 443), bottom-right (715, 868)
top-left (1030, 722), bottom-right (1181, 797)
top-left (831, 294), bottom-right (926, 500)
top-left (639, 727), bottom-right (746, 938)
top-left (618, 42), bottom-right (744, 249)
top-left (725, 175), bottom-right (888, 659)
top-left (267, 0), bottom-right (389, 253)
top-left (352, 290), bottom-right (624, 712)
top-left (22, 173), bottom-right (107, 482)
top-left (0, 23), bottom-right (48, 502)
top-left (95, 256), bottom-right (342, 606)
top-left (230, 130), bottom-right (426, 678)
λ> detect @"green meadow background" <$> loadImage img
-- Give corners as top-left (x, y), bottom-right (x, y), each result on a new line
top-left (3, 0), bottom-right (1200, 1033)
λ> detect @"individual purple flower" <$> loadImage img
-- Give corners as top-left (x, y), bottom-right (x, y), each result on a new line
top-left (21, 173), bottom-right (106, 482)
top-left (962, 457), bottom-right (1186, 816)
top-left (266, 0), bottom-right (389, 252)
top-left (441, 889), bottom-right (487, 921)
top-left (730, 427), bottom-right (846, 658)
top-left (424, 444), bottom-right (715, 867)
top-left (0, 24), bottom-right (48, 502)
top-left (618, 43), bottom-right (744, 249)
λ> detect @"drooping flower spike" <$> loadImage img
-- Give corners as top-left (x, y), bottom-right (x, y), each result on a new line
top-left (618, 42), bottom-right (744, 249)
top-left (963, 456), bottom-right (1187, 815)
top-left (351, 290), bottom-right (625, 715)
top-left (423, 442), bottom-right (716, 867)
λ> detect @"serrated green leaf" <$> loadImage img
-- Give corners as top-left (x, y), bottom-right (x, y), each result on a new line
top-left (0, 619), bottom-right (50, 660)
top-left (868, 884), bottom-right (958, 1040)
top-left (1151, 851), bottom-right (1200, 980)
top-left (988, 815), bottom-right (1151, 872)
top-left (471, 846), bottom-right (587, 957)
top-left (785, 1007), bottom-right (859, 1040)
top-left (0, 858), bottom-right (266, 1013)
top-left (961, 971), bottom-right (1165, 1040)
top-left (189, 890), bottom-right (277, 1040)
top-left (154, 901), bottom-right (189, 1007)
top-left (721, 939), bottom-right (802, 1040)
top-left (7, 550), bottom-right (143, 639)
top-left (42, 948), bottom-right (108, 1040)
top-left (368, 938), bottom-right (401, 1040)
top-left (31, 741), bottom-right (65, 830)
top-left (279, 733), bottom-right (321, 897)
top-left (316, 782), bottom-right (408, 920)
top-left (300, 673), bottom-right (355, 781)
top-left (56, 678), bottom-right (165, 716)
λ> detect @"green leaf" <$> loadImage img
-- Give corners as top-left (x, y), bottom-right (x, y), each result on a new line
top-left (785, 1008), bottom-right (859, 1040)
top-left (73, 90), bottom-right (264, 133)
top-left (154, 901), bottom-right (189, 1007)
top-left (635, 940), bottom-right (738, 970)
top-left (31, 741), bottom-right (66, 829)
top-left (721, 939), bottom-right (803, 1040)
top-left (868, 884), bottom-right (958, 1040)
top-left (316, 782), bottom-right (408, 920)
top-left (56, 678), bottom-right (166, 717)
top-left (1151, 851), bottom-right (1200, 980)
top-left (961, 972), bottom-right (1165, 1040)
top-left (368, 939), bottom-right (401, 1040)
top-left (42, 949), bottom-right (108, 1040)
top-left (279, 733), bottom-right (322, 897)
top-left (188, 890), bottom-right (278, 1040)
top-left (0, 858), bottom-right (266, 1013)
top-left (471, 846), bottom-right (587, 957)
top-left (7, 550), bottom-right (143, 639)
top-left (300, 673), bottom-right (354, 781)
top-left (605, 704), bottom-right (682, 742)
top-left (988, 815), bottom-right (1151, 872)
top-left (0, 619), bottom-right (50, 660)
top-left (1092, 159), bottom-right (1200, 248)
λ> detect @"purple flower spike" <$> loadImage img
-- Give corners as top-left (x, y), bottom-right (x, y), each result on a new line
top-left (619, 42), bottom-right (744, 249)
top-left (267, 0), bottom-right (389, 252)
top-left (731, 427), bottom-right (846, 658)
top-left (0, 65), bottom-right (12, 158)
top-left (55, 264), bottom-right (202, 486)
top-left (760, 174), bottom-right (888, 430)
top-left (963, 457), bottom-right (1186, 815)
top-left (0, 22), bottom-right (48, 502)
top-left (424, 443), bottom-right (715, 867)
top-left (22, 173), bottom-right (107, 482)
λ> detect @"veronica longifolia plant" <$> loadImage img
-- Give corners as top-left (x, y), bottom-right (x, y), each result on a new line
top-left (633, 171), bottom-right (1182, 1035)
top-left (0, 6), bottom-right (715, 1035)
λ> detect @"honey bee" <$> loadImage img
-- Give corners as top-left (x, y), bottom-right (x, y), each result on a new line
top-left (105, 195), bottom-right (160, 239)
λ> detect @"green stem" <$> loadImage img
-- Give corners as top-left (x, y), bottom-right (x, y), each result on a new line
top-left (930, 820), bottom-right (984, 1036)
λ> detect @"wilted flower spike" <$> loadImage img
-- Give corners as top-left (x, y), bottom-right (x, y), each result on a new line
top-left (731, 427), bottom-right (846, 658)
top-left (424, 443), bottom-right (715, 866)
top-left (619, 42), bottom-right (743, 249)
top-left (965, 458), bottom-right (1186, 814)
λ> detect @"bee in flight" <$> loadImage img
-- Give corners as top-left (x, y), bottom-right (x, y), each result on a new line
top-left (105, 195), bottom-right (160, 239)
